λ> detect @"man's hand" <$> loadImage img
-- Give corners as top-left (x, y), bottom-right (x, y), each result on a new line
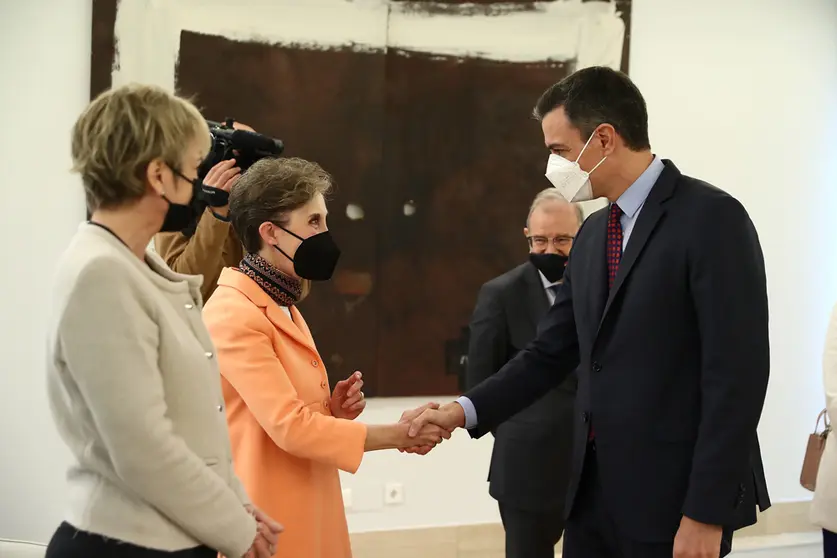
top-left (397, 402), bottom-right (441, 455)
top-left (408, 401), bottom-right (465, 436)
top-left (673, 516), bottom-right (723, 558)
top-left (204, 159), bottom-right (241, 218)
top-left (393, 402), bottom-right (464, 455)
top-left (330, 371), bottom-right (365, 420)
top-left (399, 401), bottom-right (440, 424)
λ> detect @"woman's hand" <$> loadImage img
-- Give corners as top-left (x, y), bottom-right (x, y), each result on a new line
top-left (241, 505), bottom-right (283, 558)
top-left (397, 402), bottom-right (442, 455)
top-left (330, 371), bottom-right (366, 420)
top-left (394, 421), bottom-right (452, 450)
top-left (363, 422), bottom-right (452, 452)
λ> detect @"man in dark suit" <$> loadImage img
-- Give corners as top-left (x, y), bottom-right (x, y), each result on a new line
top-left (466, 189), bottom-right (581, 558)
top-left (403, 66), bottom-right (770, 558)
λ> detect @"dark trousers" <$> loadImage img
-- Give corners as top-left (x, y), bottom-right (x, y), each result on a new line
top-left (562, 444), bottom-right (733, 558)
top-left (498, 502), bottom-right (565, 558)
top-left (825, 529), bottom-right (837, 558)
top-left (46, 522), bottom-right (216, 558)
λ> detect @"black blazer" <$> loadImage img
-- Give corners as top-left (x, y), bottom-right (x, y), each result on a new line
top-left (465, 160), bottom-right (771, 543)
top-left (465, 262), bottom-right (576, 511)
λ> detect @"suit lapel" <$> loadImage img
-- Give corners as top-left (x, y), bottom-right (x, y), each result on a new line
top-left (597, 161), bottom-right (680, 332)
top-left (586, 211), bottom-right (609, 327)
top-left (217, 268), bottom-right (318, 355)
top-left (264, 304), bottom-right (318, 355)
top-left (523, 263), bottom-right (550, 326)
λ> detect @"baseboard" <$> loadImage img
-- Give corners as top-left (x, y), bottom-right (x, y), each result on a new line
top-left (348, 500), bottom-right (818, 558)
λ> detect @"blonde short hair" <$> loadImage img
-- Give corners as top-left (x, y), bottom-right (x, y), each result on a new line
top-left (71, 83), bottom-right (209, 211)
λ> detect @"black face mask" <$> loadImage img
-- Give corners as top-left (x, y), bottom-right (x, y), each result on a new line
top-left (529, 253), bottom-right (569, 283)
top-left (161, 169), bottom-right (230, 233)
top-left (274, 227), bottom-right (341, 281)
top-left (159, 169), bottom-right (200, 233)
top-left (160, 198), bottom-right (197, 233)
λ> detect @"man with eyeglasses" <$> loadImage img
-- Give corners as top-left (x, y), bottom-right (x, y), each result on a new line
top-left (464, 188), bottom-right (582, 558)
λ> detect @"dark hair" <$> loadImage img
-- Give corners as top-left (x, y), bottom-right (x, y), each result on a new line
top-left (533, 66), bottom-right (650, 151)
top-left (229, 157), bottom-right (333, 253)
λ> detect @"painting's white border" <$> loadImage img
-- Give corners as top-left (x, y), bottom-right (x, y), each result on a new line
top-left (112, 0), bottom-right (626, 91)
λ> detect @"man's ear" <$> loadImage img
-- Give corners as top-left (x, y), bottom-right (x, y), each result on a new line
top-left (597, 124), bottom-right (617, 156)
top-left (523, 226), bottom-right (530, 238)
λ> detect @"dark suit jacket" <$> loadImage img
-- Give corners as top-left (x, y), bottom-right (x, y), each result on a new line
top-left (465, 261), bottom-right (576, 511)
top-left (465, 160), bottom-right (771, 543)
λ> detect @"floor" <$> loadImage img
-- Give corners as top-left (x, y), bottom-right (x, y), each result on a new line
top-left (1, 532), bottom-right (823, 558)
top-left (550, 533), bottom-right (823, 558)
top-left (728, 532), bottom-right (822, 558)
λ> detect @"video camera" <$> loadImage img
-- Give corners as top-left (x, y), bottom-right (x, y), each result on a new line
top-left (196, 118), bottom-right (285, 207)
top-left (202, 118), bottom-right (284, 175)
top-left (182, 118), bottom-right (285, 236)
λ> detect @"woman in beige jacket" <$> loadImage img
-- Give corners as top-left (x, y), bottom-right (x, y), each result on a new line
top-left (44, 84), bottom-right (280, 558)
top-left (811, 302), bottom-right (837, 556)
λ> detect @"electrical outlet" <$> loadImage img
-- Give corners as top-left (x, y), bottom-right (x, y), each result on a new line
top-left (342, 488), bottom-right (352, 510)
top-left (384, 482), bottom-right (404, 506)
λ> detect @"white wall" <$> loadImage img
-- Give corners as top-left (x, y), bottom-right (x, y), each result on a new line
top-left (0, 0), bottom-right (91, 543)
top-left (1, 0), bottom-right (836, 544)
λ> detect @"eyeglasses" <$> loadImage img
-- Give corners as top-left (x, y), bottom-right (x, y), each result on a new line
top-left (527, 235), bottom-right (574, 250)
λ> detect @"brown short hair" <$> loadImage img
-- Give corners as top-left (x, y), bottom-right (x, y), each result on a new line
top-left (71, 83), bottom-right (209, 211)
top-left (229, 157), bottom-right (333, 254)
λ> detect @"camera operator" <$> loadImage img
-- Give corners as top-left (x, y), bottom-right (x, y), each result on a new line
top-left (154, 122), bottom-right (253, 302)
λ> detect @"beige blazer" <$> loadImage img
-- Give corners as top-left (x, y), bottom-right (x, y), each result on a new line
top-left (811, 302), bottom-right (837, 532)
top-left (46, 223), bottom-right (256, 557)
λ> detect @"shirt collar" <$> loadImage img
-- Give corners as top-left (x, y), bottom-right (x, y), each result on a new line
top-left (539, 270), bottom-right (559, 289)
top-left (614, 155), bottom-right (664, 218)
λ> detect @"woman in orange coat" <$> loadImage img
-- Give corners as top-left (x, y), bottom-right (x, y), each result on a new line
top-left (203, 157), bottom-right (448, 558)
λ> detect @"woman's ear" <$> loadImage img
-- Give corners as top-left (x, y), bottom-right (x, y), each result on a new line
top-left (257, 221), bottom-right (277, 248)
top-left (145, 158), bottom-right (167, 196)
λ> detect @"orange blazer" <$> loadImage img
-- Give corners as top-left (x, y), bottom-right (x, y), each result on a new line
top-left (204, 268), bottom-right (367, 558)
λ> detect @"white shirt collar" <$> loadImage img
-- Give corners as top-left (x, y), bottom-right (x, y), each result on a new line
top-left (539, 270), bottom-right (560, 290)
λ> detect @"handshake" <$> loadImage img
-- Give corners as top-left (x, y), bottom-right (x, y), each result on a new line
top-left (394, 401), bottom-right (467, 455)
top-left (330, 371), bottom-right (466, 455)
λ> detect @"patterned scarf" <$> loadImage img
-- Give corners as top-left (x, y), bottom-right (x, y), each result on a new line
top-left (238, 253), bottom-right (302, 307)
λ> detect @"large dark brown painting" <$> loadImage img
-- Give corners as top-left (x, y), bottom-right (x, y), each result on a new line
top-left (91, 0), bottom-right (631, 396)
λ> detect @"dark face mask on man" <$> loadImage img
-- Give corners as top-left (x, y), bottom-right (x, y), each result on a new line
top-left (529, 252), bottom-right (569, 283)
top-left (273, 225), bottom-right (341, 281)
